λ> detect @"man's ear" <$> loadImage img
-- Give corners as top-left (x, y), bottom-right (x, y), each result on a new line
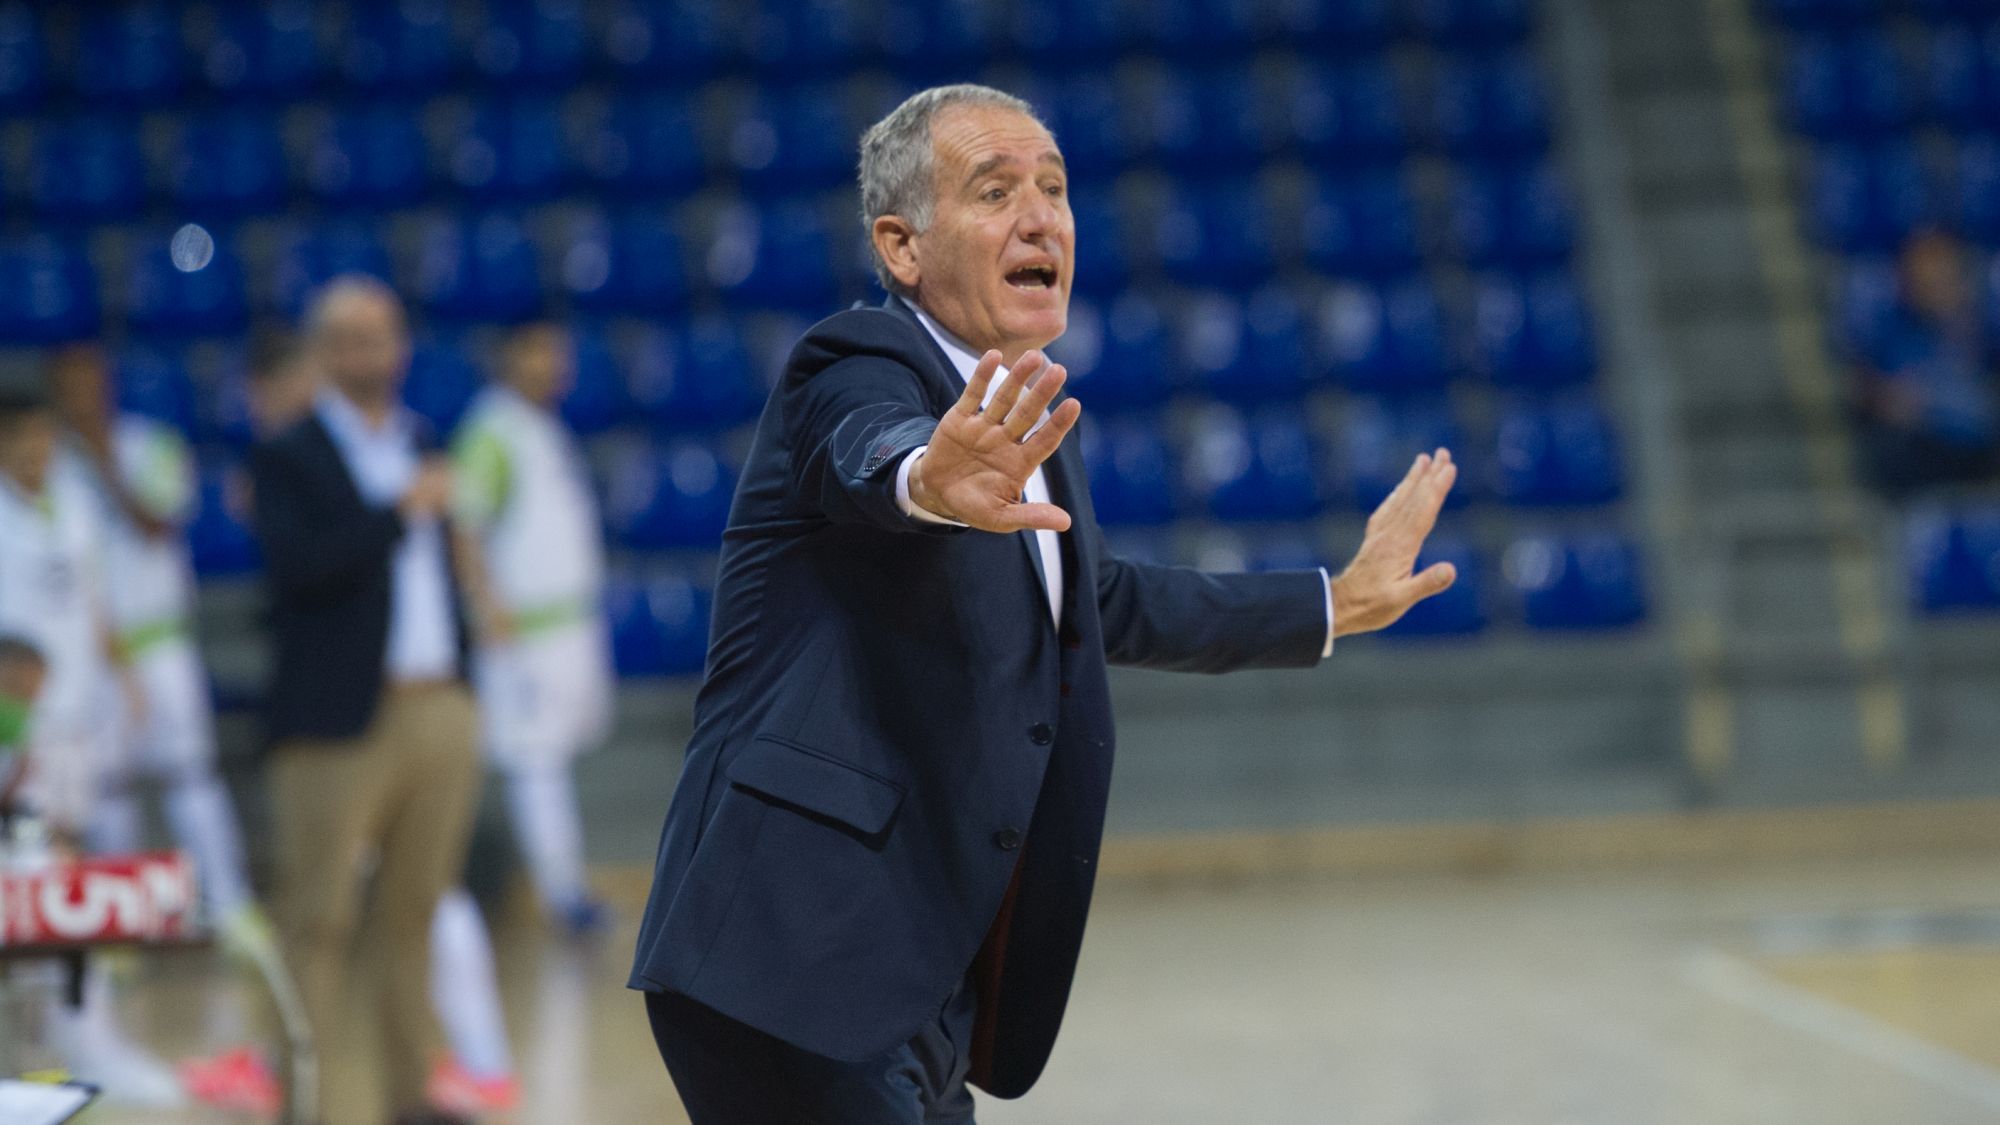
top-left (872, 214), bottom-right (921, 293)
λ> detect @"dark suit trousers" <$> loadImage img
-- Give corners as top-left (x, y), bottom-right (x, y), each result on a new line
top-left (647, 976), bottom-right (979, 1125)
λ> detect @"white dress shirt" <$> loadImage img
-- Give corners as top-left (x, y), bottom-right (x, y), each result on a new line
top-left (891, 299), bottom-right (1335, 655)
top-left (315, 389), bottom-right (459, 682)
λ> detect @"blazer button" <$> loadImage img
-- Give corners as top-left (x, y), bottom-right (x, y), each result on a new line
top-left (993, 827), bottom-right (1022, 851)
top-left (1029, 723), bottom-right (1053, 746)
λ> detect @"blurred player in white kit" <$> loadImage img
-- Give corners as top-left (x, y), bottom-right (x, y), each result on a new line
top-left (0, 377), bottom-right (186, 1107)
top-left (452, 322), bottom-right (615, 937)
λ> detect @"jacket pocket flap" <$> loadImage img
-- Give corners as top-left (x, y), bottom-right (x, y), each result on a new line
top-left (726, 735), bottom-right (906, 836)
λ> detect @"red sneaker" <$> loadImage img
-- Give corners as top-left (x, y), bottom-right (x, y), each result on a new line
top-left (179, 1045), bottom-right (281, 1116)
top-left (428, 1055), bottom-right (521, 1114)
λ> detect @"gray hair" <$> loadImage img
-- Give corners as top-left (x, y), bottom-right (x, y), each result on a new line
top-left (858, 84), bottom-right (1044, 297)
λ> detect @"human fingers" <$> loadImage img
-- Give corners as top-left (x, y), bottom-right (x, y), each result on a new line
top-left (990, 500), bottom-right (1073, 534)
top-left (1020, 397), bottom-right (1082, 464)
top-left (1371, 452), bottom-right (1431, 526)
top-left (981, 350), bottom-right (1049, 422)
top-left (1396, 561), bottom-right (1457, 604)
top-left (957, 350), bottom-right (1005, 414)
top-left (1003, 362), bottom-right (1067, 441)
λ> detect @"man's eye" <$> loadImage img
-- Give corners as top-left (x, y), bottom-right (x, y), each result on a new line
top-left (983, 188), bottom-right (1006, 202)
top-left (1045, 183), bottom-right (1065, 197)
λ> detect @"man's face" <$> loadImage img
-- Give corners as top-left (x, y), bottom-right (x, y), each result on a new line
top-left (1903, 234), bottom-right (1969, 320)
top-left (48, 348), bottom-right (112, 434)
top-left (250, 359), bottom-right (319, 438)
top-left (507, 328), bottom-right (573, 406)
top-left (314, 289), bottom-right (410, 403)
top-left (905, 105), bottom-right (1073, 361)
top-left (0, 412), bottom-right (58, 495)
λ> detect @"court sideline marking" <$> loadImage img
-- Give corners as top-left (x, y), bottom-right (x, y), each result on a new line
top-left (1683, 946), bottom-right (2000, 1111)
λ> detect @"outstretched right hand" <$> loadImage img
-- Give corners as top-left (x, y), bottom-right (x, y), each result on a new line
top-left (908, 349), bottom-right (1084, 533)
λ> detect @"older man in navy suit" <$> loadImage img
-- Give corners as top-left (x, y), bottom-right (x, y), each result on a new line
top-left (629, 84), bottom-right (1460, 1124)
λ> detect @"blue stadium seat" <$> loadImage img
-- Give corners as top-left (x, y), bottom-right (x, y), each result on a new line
top-left (1507, 532), bottom-right (1647, 630)
top-left (561, 210), bottom-right (687, 316)
top-left (1928, 22), bottom-right (2000, 134)
top-left (1048, 73), bottom-right (1137, 182)
top-left (402, 334), bottom-right (484, 435)
top-left (448, 97), bottom-right (574, 202)
top-left (1407, 0), bottom-right (1533, 46)
top-left (1288, 58), bottom-right (1409, 162)
top-left (0, 237), bottom-right (100, 344)
top-left (168, 112), bottom-right (290, 217)
top-left (1957, 133), bottom-right (2000, 245)
top-left (1276, 0), bottom-right (1394, 52)
top-left (339, 0), bottom-right (463, 91)
top-left (1303, 171), bottom-right (1422, 277)
top-left (32, 118), bottom-right (146, 222)
top-left (606, 569), bottom-right (713, 677)
top-left (1471, 271), bottom-right (1599, 388)
top-left (742, 0), bottom-right (865, 76)
top-left (1156, 180), bottom-right (1277, 289)
top-left (1834, 255), bottom-right (1900, 362)
top-left (1007, 0), bottom-right (1128, 59)
top-left (560, 325), bottom-right (628, 437)
top-left (115, 345), bottom-right (200, 438)
top-left (1907, 503), bottom-right (2000, 613)
top-left (1381, 535), bottom-right (1486, 637)
top-left (878, 0), bottom-right (996, 80)
top-left (1184, 289), bottom-right (1315, 404)
top-left (1335, 396), bottom-right (1469, 511)
top-left (1081, 415), bottom-right (1179, 527)
top-left (0, 3), bottom-right (48, 110)
top-left (1982, 253), bottom-right (2000, 362)
top-left (599, 0), bottom-right (732, 78)
top-left (603, 438), bottom-right (739, 550)
top-left (1068, 188), bottom-right (1130, 295)
top-left (1449, 161), bottom-right (1577, 268)
top-left (308, 103), bottom-right (432, 208)
top-left (731, 86), bottom-right (854, 195)
top-left (1805, 141), bottom-right (1935, 253)
top-left (473, 0), bottom-right (590, 84)
top-left (200, 1), bottom-right (323, 96)
top-left (271, 220), bottom-right (395, 319)
top-left (1781, 30), bottom-right (1915, 141)
top-left (626, 318), bottom-right (765, 434)
top-left (1428, 50), bottom-right (1552, 158)
top-left (1132, 70), bottom-right (1206, 170)
top-left (72, 2), bottom-right (184, 104)
top-left (125, 233), bottom-right (250, 339)
top-left (1134, 0), bottom-right (1262, 56)
top-left (188, 461), bottom-right (262, 578)
top-left (1244, 527), bottom-right (1328, 574)
top-left (1905, 0), bottom-right (2000, 23)
top-left (1064, 291), bottom-right (1177, 411)
top-left (1493, 396), bottom-right (1624, 506)
top-left (592, 92), bottom-right (706, 197)
top-left (198, 349), bottom-right (260, 451)
top-left (1186, 407), bottom-right (1325, 522)
top-left (1763, 0), bottom-right (1887, 30)
top-left (411, 213), bottom-right (543, 324)
top-left (1321, 277), bottom-right (1452, 395)
top-left (712, 200), bottom-right (840, 313)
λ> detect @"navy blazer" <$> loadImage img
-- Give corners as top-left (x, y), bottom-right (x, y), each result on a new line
top-left (628, 297), bottom-right (1328, 1098)
top-left (250, 411), bottom-right (467, 744)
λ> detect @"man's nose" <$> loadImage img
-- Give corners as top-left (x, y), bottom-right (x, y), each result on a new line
top-left (1017, 191), bottom-right (1062, 239)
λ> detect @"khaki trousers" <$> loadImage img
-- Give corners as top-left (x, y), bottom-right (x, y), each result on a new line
top-left (270, 683), bottom-right (480, 1118)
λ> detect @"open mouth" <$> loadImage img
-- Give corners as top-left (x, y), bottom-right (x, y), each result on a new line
top-left (1004, 264), bottom-right (1059, 290)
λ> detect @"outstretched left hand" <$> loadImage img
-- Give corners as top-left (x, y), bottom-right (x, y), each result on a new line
top-left (1330, 449), bottom-right (1460, 637)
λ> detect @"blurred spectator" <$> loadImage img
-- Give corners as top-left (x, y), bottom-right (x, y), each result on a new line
top-left (0, 634), bottom-right (46, 816)
top-left (250, 277), bottom-right (480, 1125)
top-left (1852, 230), bottom-right (2000, 496)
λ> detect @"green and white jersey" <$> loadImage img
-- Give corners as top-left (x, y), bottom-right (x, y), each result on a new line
top-left (67, 417), bottom-right (198, 659)
top-left (453, 387), bottom-right (605, 635)
top-left (0, 459), bottom-right (107, 725)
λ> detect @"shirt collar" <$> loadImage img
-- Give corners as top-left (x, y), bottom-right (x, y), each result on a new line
top-left (902, 297), bottom-right (985, 386)
top-left (315, 387), bottom-right (411, 446)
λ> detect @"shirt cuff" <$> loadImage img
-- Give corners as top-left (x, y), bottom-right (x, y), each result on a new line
top-left (1318, 567), bottom-right (1336, 659)
top-left (895, 447), bottom-right (965, 526)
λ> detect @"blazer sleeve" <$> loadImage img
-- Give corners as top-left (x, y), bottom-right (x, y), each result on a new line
top-left (250, 438), bottom-right (406, 601)
top-left (783, 354), bottom-right (969, 537)
top-left (1096, 555), bottom-right (1328, 674)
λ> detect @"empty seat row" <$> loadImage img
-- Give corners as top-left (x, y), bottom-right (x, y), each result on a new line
top-left (1834, 252), bottom-right (2000, 365)
top-left (1906, 502), bottom-right (2000, 612)
top-left (1804, 137), bottom-right (2000, 252)
top-left (1767, 0), bottom-right (2000, 32)
top-left (1783, 24), bottom-right (2000, 139)
top-left (0, 0), bottom-right (1541, 113)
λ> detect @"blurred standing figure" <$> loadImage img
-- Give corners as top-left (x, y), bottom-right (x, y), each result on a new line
top-left (451, 322), bottom-right (614, 936)
top-left (251, 276), bottom-right (481, 1125)
top-left (0, 379), bottom-right (186, 1107)
top-left (1853, 230), bottom-right (2000, 496)
top-left (44, 344), bottom-right (274, 953)
top-left (0, 635), bottom-right (47, 814)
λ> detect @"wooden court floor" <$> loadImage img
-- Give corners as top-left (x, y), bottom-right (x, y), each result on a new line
top-left (67, 849), bottom-right (2000, 1124)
